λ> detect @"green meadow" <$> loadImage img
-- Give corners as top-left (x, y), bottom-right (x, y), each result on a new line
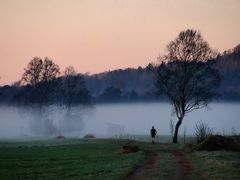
top-left (0, 138), bottom-right (239, 180)
top-left (0, 138), bottom-right (144, 180)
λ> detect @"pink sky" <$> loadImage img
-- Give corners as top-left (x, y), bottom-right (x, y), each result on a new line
top-left (0, 0), bottom-right (240, 85)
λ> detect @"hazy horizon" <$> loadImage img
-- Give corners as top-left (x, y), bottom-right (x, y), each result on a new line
top-left (1, 0), bottom-right (240, 85)
top-left (0, 102), bottom-right (239, 138)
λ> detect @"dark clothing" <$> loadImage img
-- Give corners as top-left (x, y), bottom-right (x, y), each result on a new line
top-left (151, 128), bottom-right (157, 137)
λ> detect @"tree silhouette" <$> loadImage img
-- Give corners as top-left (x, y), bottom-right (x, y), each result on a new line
top-left (155, 29), bottom-right (221, 143)
top-left (61, 66), bottom-right (91, 111)
top-left (20, 57), bottom-right (60, 105)
top-left (41, 57), bottom-right (60, 82)
top-left (21, 57), bottom-right (60, 86)
top-left (63, 66), bottom-right (77, 77)
top-left (21, 57), bottom-right (43, 86)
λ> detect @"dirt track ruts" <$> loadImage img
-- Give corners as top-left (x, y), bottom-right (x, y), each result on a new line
top-left (125, 143), bottom-right (192, 180)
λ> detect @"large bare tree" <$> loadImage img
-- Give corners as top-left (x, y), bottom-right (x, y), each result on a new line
top-left (20, 57), bottom-right (60, 105)
top-left (156, 29), bottom-right (220, 143)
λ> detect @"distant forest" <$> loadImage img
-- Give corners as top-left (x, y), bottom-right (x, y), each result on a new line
top-left (85, 44), bottom-right (240, 102)
top-left (0, 44), bottom-right (240, 105)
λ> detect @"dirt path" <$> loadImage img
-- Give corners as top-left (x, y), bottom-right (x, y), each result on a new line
top-left (125, 143), bottom-right (192, 180)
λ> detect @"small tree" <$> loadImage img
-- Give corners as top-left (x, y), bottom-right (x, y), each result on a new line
top-left (61, 66), bottom-right (91, 111)
top-left (195, 120), bottom-right (212, 143)
top-left (156, 29), bottom-right (220, 143)
top-left (63, 66), bottom-right (77, 77)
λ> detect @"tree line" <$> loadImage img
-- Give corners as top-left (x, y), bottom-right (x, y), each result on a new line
top-left (0, 57), bottom-right (91, 109)
top-left (0, 29), bottom-right (240, 143)
top-left (84, 46), bottom-right (240, 102)
top-left (0, 43), bottom-right (239, 106)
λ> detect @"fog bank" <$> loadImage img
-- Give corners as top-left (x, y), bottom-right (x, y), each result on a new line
top-left (0, 103), bottom-right (239, 139)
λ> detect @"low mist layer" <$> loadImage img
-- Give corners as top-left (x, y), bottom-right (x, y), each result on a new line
top-left (0, 102), bottom-right (239, 139)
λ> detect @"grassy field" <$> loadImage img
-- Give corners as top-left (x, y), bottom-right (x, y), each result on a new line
top-left (0, 138), bottom-right (239, 180)
top-left (189, 150), bottom-right (240, 180)
top-left (0, 138), bottom-right (144, 180)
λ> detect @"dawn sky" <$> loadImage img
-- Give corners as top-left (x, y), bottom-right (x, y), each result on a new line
top-left (0, 0), bottom-right (240, 85)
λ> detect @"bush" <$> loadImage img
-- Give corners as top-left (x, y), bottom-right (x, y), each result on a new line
top-left (195, 120), bottom-right (212, 143)
top-left (122, 145), bottom-right (139, 154)
top-left (84, 134), bottom-right (96, 139)
top-left (195, 135), bottom-right (240, 151)
top-left (56, 135), bottom-right (65, 139)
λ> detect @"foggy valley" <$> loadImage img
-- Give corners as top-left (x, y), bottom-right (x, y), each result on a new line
top-left (0, 102), bottom-right (239, 139)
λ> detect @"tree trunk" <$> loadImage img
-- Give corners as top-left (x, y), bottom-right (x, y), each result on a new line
top-left (172, 117), bottom-right (183, 143)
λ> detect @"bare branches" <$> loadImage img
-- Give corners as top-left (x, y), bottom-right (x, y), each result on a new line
top-left (42, 57), bottom-right (60, 82)
top-left (164, 29), bottom-right (213, 63)
top-left (195, 120), bottom-right (212, 143)
top-left (21, 57), bottom-right (43, 86)
top-left (155, 29), bottom-right (221, 143)
top-left (21, 57), bottom-right (60, 86)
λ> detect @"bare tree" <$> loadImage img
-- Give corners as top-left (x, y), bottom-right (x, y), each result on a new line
top-left (62, 66), bottom-right (90, 112)
top-left (195, 120), bottom-right (212, 143)
top-left (156, 29), bottom-right (220, 143)
top-left (41, 57), bottom-right (60, 82)
top-left (21, 57), bottom-right (60, 85)
top-left (63, 66), bottom-right (77, 77)
top-left (20, 57), bottom-right (60, 105)
top-left (21, 57), bottom-right (43, 86)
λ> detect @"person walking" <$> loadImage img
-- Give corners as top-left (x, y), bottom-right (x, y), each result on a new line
top-left (150, 126), bottom-right (157, 144)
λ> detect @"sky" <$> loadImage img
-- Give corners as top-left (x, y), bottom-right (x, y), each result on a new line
top-left (0, 0), bottom-right (240, 85)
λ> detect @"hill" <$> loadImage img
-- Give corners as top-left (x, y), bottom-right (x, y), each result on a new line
top-left (0, 44), bottom-right (240, 103)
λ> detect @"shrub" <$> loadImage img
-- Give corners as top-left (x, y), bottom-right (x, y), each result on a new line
top-left (84, 134), bottom-right (96, 139)
top-left (195, 120), bottom-right (212, 143)
top-left (122, 145), bottom-right (139, 154)
top-left (195, 135), bottom-right (240, 151)
top-left (56, 134), bottom-right (65, 139)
